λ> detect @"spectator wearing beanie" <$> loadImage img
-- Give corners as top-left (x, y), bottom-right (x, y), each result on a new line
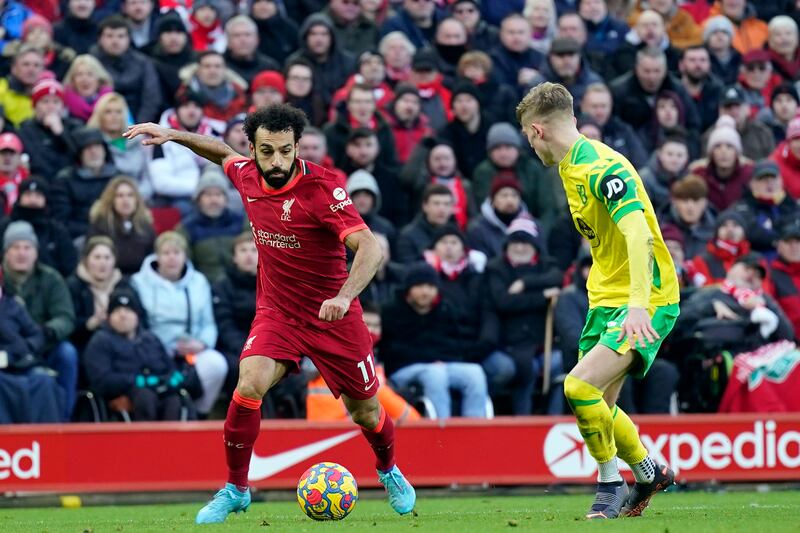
top-left (707, 85), bottom-right (775, 162)
top-left (439, 81), bottom-right (491, 179)
top-left (0, 176), bottom-right (77, 277)
top-left (705, 0), bottom-right (768, 54)
top-left (384, 84), bottom-right (433, 164)
top-left (380, 262), bottom-right (490, 419)
top-left (483, 216), bottom-right (564, 415)
top-left (659, 223), bottom-right (692, 290)
top-left (84, 288), bottom-right (192, 421)
top-left (249, 0), bottom-right (299, 66)
top-left (660, 174), bottom-right (716, 260)
top-left (176, 165), bottom-right (245, 283)
top-left (346, 169), bottom-right (397, 247)
top-left (685, 208), bottom-right (758, 287)
top-left (472, 122), bottom-right (558, 231)
top-left (2, 220), bottom-right (78, 421)
top-left (17, 78), bottom-right (82, 180)
top-left (148, 10), bottom-right (197, 110)
top-left (50, 127), bottom-right (120, 242)
top-left (771, 117), bottom-right (800, 200)
top-left (467, 175), bottom-right (532, 260)
top-left (764, 83), bottom-right (799, 144)
top-left (703, 15), bottom-right (742, 86)
top-left (769, 220), bottom-right (800, 339)
top-left (53, 0), bottom-right (98, 55)
top-left (731, 160), bottom-right (800, 258)
top-left (689, 115), bottom-right (753, 211)
top-left (407, 47), bottom-right (453, 131)
top-left (250, 70), bottom-right (286, 109)
top-left (0, 132), bottom-right (28, 214)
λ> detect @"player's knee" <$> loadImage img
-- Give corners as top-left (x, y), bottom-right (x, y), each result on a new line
top-left (236, 369), bottom-right (269, 399)
top-left (350, 404), bottom-right (380, 429)
top-left (563, 374), bottom-right (585, 401)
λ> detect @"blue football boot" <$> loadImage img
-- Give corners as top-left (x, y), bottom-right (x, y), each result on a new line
top-left (377, 465), bottom-right (416, 515)
top-left (196, 483), bottom-right (251, 524)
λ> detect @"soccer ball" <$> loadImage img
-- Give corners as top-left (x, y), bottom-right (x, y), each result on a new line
top-left (296, 462), bottom-right (358, 520)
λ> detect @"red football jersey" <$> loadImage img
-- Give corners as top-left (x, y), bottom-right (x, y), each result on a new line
top-left (223, 156), bottom-right (368, 329)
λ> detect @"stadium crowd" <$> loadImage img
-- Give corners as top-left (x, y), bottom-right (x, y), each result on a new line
top-left (1, 0), bottom-right (799, 424)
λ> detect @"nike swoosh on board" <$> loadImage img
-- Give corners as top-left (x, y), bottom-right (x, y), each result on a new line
top-left (248, 430), bottom-right (360, 481)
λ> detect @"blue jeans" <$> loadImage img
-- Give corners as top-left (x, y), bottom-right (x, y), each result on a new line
top-left (390, 362), bottom-right (489, 418)
top-left (483, 349), bottom-right (565, 415)
top-left (47, 341), bottom-right (78, 421)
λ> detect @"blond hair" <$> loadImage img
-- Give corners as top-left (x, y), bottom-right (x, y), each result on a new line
top-left (90, 176), bottom-right (153, 237)
top-left (87, 92), bottom-right (130, 131)
top-left (516, 82), bottom-right (574, 126)
top-left (155, 231), bottom-right (189, 255)
top-left (63, 54), bottom-right (114, 91)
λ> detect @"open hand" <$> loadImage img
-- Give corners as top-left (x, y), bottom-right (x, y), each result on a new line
top-left (616, 307), bottom-right (660, 349)
top-left (319, 296), bottom-right (351, 321)
top-left (124, 123), bottom-right (174, 145)
top-left (713, 300), bottom-right (739, 320)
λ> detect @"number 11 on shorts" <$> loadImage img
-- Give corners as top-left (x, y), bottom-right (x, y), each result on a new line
top-left (357, 354), bottom-right (376, 384)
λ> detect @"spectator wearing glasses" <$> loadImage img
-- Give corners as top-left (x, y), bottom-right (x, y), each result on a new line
top-left (451, 0), bottom-right (498, 52)
top-left (737, 49), bottom-right (781, 120)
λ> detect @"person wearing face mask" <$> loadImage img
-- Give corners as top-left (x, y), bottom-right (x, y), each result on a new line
top-left (430, 17), bottom-right (469, 86)
top-left (659, 174), bottom-right (716, 260)
top-left (66, 236), bottom-right (128, 351)
top-left (0, 176), bottom-right (77, 277)
top-left (731, 160), bottom-right (799, 258)
top-left (685, 209), bottom-right (759, 287)
top-left (176, 165), bottom-right (246, 283)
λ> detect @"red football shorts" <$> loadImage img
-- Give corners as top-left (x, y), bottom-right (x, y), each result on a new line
top-left (240, 311), bottom-right (378, 400)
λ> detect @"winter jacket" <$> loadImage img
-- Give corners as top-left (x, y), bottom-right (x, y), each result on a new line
top-left (86, 220), bottom-right (155, 276)
top-left (90, 45), bottom-right (162, 123)
top-left (601, 116), bottom-right (649, 170)
top-left (467, 199), bottom-right (530, 260)
top-left (0, 205), bottom-right (77, 277)
top-left (322, 111), bottom-right (398, 169)
top-left (0, 77), bottom-right (32, 127)
top-left (584, 14), bottom-right (629, 57)
top-left (222, 50), bottom-right (280, 87)
top-left (384, 107), bottom-right (433, 165)
top-left (380, 295), bottom-right (469, 375)
top-left (484, 254), bottom-right (563, 348)
top-left (179, 66), bottom-right (249, 128)
top-left (66, 271), bottom-right (128, 351)
top-left (50, 162), bottom-right (120, 239)
top-left (345, 169), bottom-right (397, 245)
top-left (771, 141), bottom-right (800, 200)
top-left (105, 135), bottom-right (152, 198)
top-left (468, 21), bottom-right (500, 53)
top-left (83, 325), bottom-right (177, 399)
top-left (685, 238), bottom-right (754, 287)
top-left (490, 45), bottom-right (544, 90)
top-left (769, 257), bottom-right (800, 340)
top-left (286, 14), bottom-right (356, 104)
top-left (688, 157), bottom-right (754, 212)
top-left (176, 208), bottom-right (245, 283)
top-left (659, 204), bottom-right (717, 260)
top-left (686, 76), bottom-right (724, 132)
top-left (472, 78), bottom-right (518, 125)
top-left (639, 153), bottom-right (687, 213)
top-left (0, 1), bottom-right (30, 50)
top-left (16, 116), bottom-right (80, 180)
top-left (547, 211), bottom-right (584, 271)
top-left (731, 191), bottom-right (800, 256)
top-left (706, 2), bottom-right (769, 54)
top-left (610, 71), bottom-right (701, 132)
top-left (322, 6), bottom-right (378, 56)
top-left (768, 47), bottom-right (800, 82)
top-left (414, 74), bottom-right (452, 131)
top-left (710, 49), bottom-right (743, 86)
top-left (396, 214), bottom-right (447, 264)
top-left (606, 39), bottom-right (681, 82)
top-left (361, 262), bottom-right (405, 308)
top-left (471, 155), bottom-right (559, 232)
top-left (131, 254), bottom-right (218, 352)
top-left (527, 58), bottom-right (603, 113)
top-left (2, 262), bottom-right (75, 351)
top-left (212, 264), bottom-right (256, 357)
top-left (432, 264), bottom-right (491, 361)
top-left (253, 13), bottom-right (299, 66)
top-left (438, 114), bottom-right (492, 180)
top-left (53, 14), bottom-right (97, 55)
top-left (0, 293), bottom-right (44, 368)
top-left (148, 40), bottom-right (196, 112)
top-left (379, 7), bottom-right (441, 49)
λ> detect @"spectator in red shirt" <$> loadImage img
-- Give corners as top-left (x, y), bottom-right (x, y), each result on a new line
top-left (769, 220), bottom-right (800, 340)
top-left (771, 116), bottom-right (800, 200)
top-left (383, 84), bottom-right (432, 164)
top-left (0, 133), bottom-right (27, 214)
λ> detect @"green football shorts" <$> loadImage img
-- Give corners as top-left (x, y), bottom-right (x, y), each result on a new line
top-left (577, 303), bottom-right (680, 379)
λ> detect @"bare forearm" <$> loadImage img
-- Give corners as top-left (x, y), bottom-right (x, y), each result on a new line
top-left (338, 237), bottom-right (382, 301)
top-left (170, 129), bottom-right (236, 165)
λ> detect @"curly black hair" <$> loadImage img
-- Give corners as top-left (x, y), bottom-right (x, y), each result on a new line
top-left (243, 104), bottom-right (308, 144)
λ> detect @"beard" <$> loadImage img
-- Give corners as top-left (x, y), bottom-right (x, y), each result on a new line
top-left (685, 71), bottom-right (708, 85)
top-left (256, 158), bottom-right (297, 189)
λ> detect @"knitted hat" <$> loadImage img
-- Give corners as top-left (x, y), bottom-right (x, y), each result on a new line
top-left (403, 262), bottom-right (440, 291)
top-left (193, 165), bottom-right (229, 201)
top-left (412, 48), bottom-right (438, 71)
top-left (393, 83), bottom-right (420, 102)
top-left (715, 209), bottom-right (746, 234)
top-left (251, 70), bottom-right (286, 97)
top-left (155, 10), bottom-right (186, 35)
top-left (225, 112), bottom-right (246, 134)
top-left (107, 288), bottom-right (143, 319)
top-left (490, 175), bottom-right (522, 198)
top-left (3, 220), bottom-right (38, 251)
top-left (72, 127), bottom-right (106, 152)
top-left (506, 216), bottom-right (541, 249)
top-left (707, 125), bottom-right (742, 154)
top-left (430, 223), bottom-right (466, 249)
top-left (22, 14), bottom-right (53, 40)
top-left (703, 15), bottom-right (735, 43)
top-left (175, 85), bottom-right (206, 107)
top-left (772, 83), bottom-right (800, 106)
top-left (31, 79), bottom-right (64, 106)
top-left (486, 122), bottom-right (522, 151)
top-left (787, 117), bottom-right (800, 140)
top-left (0, 132), bottom-right (23, 153)
top-left (659, 223), bottom-right (685, 247)
top-left (450, 81), bottom-right (480, 108)
top-left (18, 176), bottom-right (49, 199)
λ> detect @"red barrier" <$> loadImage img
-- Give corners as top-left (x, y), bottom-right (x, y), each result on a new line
top-left (0, 414), bottom-right (799, 493)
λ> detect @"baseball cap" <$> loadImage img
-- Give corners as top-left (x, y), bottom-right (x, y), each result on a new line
top-left (720, 85), bottom-right (744, 106)
top-left (752, 160), bottom-right (780, 180)
top-left (779, 219), bottom-right (800, 240)
top-left (549, 37), bottom-right (581, 55)
top-left (412, 48), bottom-right (438, 71)
top-left (742, 49), bottom-right (770, 65)
top-left (0, 132), bottom-right (23, 153)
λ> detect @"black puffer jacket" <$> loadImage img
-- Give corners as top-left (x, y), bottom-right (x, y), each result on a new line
top-left (90, 45), bottom-right (163, 122)
top-left (0, 205), bottom-right (77, 278)
top-left (212, 265), bottom-right (256, 357)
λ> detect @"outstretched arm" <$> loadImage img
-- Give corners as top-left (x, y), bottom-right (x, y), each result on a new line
top-left (124, 123), bottom-right (239, 166)
top-left (318, 229), bottom-right (383, 322)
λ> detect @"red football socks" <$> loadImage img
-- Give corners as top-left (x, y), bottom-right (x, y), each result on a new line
top-left (360, 408), bottom-right (396, 472)
top-left (224, 390), bottom-right (262, 490)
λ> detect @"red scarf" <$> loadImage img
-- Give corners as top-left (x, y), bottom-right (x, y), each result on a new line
top-left (721, 279), bottom-right (764, 307)
top-left (167, 111), bottom-right (214, 136)
top-left (709, 238), bottom-right (751, 261)
top-left (348, 113), bottom-right (377, 130)
top-left (432, 175), bottom-right (468, 230)
top-left (423, 250), bottom-right (468, 280)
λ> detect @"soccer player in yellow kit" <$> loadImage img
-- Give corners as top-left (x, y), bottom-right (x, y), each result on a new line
top-left (517, 82), bottom-right (680, 519)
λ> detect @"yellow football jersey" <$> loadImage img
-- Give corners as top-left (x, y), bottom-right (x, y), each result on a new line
top-left (558, 135), bottom-right (680, 309)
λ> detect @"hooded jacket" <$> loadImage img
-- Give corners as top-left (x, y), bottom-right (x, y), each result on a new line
top-left (345, 169), bottom-right (396, 244)
top-left (286, 14), bottom-right (355, 104)
top-left (17, 114), bottom-right (80, 179)
top-left (176, 206), bottom-right (245, 283)
top-left (467, 199), bottom-right (531, 260)
top-left (90, 44), bottom-right (162, 123)
top-left (731, 189), bottom-right (800, 256)
top-left (771, 140), bottom-right (800, 200)
top-left (212, 263), bottom-right (256, 357)
top-left (131, 254), bottom-right (218, 353)
top-left (0, 203), bottom-right (77, 277)
top-left (148, 16), bottom-right (197, 110)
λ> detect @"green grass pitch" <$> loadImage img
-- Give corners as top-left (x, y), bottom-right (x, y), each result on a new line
top-left (1, 491), bottom-right (798, 532)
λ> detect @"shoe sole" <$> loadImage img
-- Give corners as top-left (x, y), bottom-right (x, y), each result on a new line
top-left (620, 473), bottom-right (675, 517)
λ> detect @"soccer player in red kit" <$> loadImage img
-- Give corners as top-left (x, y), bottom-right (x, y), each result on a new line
top-left (124, 105), bottom-right (416, 524)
